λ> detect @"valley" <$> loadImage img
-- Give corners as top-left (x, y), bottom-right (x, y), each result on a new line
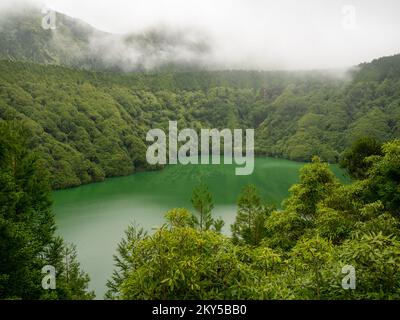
top-left (53, 157), bottom-right (348, 297)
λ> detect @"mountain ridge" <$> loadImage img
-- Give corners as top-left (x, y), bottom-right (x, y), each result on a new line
top-left (0, 4), bottom-right (213, 71)
top-left (1, 6), bottom-right (400, 189)
top-left (1, 53), bottom-right (399, 188)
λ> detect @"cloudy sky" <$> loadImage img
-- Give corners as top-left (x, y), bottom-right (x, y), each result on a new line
top-left (3, 0), bottom-right (400, 70)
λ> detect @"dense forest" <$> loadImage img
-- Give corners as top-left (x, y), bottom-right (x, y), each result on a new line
top-left (1, 3), bottom-right (399, 302)
top-left (2, 119), bottom-right (399, 299)
top-left (0, 122), bottom-right (93, 299)
top-left (106, 138), bottom-right (400, 299)
top-left (1, 54), bottom-right (400, 189)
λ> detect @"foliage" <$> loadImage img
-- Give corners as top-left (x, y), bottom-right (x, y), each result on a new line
top-left (231, 185), bottom-right (274, 246)
top-left (190, 182), bottom-right (224, 232)
top-left (105, 224), bottom-right (147, 300)
top-left (340, 137), bottom-right (382, 179)
top-left (108, 222), bottom-right (257, 299)
top-left (362, 140), bottom-right (400, 216)
top-left (336, 233), bottom-right (400, 299)
top-left (0, 121), bottom-right (93, 299)
top-left (108, 143), bottom-right (400, 300)
top-left (1, 53), bottom-right (400, 189)
top-left (2, 17), bottom-right (400, 298)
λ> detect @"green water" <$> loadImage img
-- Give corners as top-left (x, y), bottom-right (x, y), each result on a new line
top-left (53, 157), bottom-right (348, 298)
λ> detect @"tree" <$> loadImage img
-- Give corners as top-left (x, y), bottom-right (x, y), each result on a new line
top-left (289, 237), bottom-right (335, 299)
top-left (108, 210), bottom-right (258, 300)
top-left (336, 233), bottom-right (400, 299)
top-left (41, 237), bottom-right (95, 300)
top-left (107, 140), bottom-right (400, 300)
top-left (105, 224), bottom-right (147, 300)
top-left (284, 156), bottom-right (337, 219)
top-left (264, 210), bottom-right (310, 251)
top-left (0, 121), bottom-right (54, 299)
top-left (362, 139), bottom-right (400, 216)
top-left (231, 185), bottom-right (274, 246)
top-left (340, 137), bottom-right (382, 179)
top-left (0, 121), bottom-right (93, 299)
top-left (262, 157), bottom-right (336, 251)
top-left (190, 182), bottom-right (224, 232)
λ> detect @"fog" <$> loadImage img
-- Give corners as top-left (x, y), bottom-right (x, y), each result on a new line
top-left (1, 0), bottom-right (400, 70)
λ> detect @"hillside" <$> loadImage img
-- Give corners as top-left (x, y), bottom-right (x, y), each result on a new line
top-left (0, 53), bottom-right (399, 189)
top-left (0, 5), bottom-right (399, 189)
top-left (0, 5), bottom-right (100, 67)
top-left (0, 4), bottom-right (211, 71)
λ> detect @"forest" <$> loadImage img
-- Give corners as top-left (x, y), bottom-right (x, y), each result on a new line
top-left (1, 0), bottom-right (400, 304)
top-left (1, 50), bottom-right (400, 300)
top-left (0, 122), bottom-right (93, 299)
top-left (0, 54), bottom-right (400, 189)
top-left (106, 138), bottom-right (400, 299)
top-left (2, 119), bottom-right (399, 299)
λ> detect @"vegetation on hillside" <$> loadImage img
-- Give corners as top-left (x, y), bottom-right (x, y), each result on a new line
top-left (0, 122), bottom-right (94, 299)
top-left (0, 5), bottom-right (212, 72)
top-left (1, 11), bottom-right (399, 299)
top-left (1, 90), bottom-right (399, 299)
top-left (1, 54), bottom-right (400, 189)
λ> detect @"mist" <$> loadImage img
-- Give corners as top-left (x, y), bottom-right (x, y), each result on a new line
top-left (1, 0), bottom-right (400, 71)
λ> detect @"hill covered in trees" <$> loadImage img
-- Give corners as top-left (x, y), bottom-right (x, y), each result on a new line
top-left (2, 118), bottom-right (399, 300)
top-left (0, 53), bottom-right (399, 189)
top-left (0, 122), bottom-right (94, 299)
top-left (0, 4), bottom-right (212, 71)
top-left (1, 1), bottom-right (399, 302)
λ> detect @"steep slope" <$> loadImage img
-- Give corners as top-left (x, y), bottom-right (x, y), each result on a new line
top-left (256, 54), bottom-right (400, 161)
top-left (0, 54), bottom-right (399, 189)
top-left (353, 54), bottom-right (400, 82)
top-left (0, 4), bottom-right (211, 71)
top-left (0, 5), bottom-right (100, 66)
top-left (1, 6), bottom-right (399, 189)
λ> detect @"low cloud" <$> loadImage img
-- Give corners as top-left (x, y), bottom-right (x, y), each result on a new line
top-left (1, 0), bottom-right (400, 71)
top-left (87, 26), bottom-right (213, 71)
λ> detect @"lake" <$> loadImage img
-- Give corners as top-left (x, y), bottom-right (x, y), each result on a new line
top-left (53, 157), bottom-right (348, 298)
